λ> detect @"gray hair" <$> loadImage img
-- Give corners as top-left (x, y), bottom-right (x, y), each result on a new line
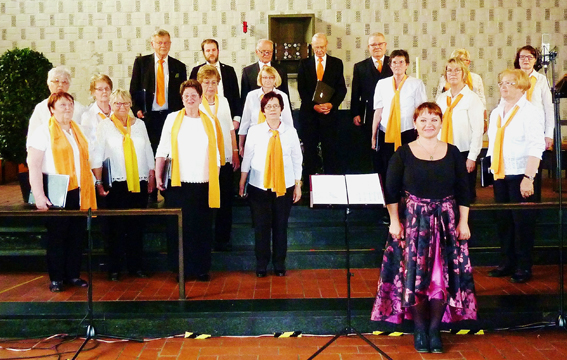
top-left (46, 66), bottom-right (71, 86)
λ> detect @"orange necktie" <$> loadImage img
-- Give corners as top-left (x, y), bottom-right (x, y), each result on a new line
top-left (316, 57), bottom-right (324, 81)
top-left (377, 59), bottom-right (382, 72)
top-left (526, 76), bottom-right (537, 102)
top-left (157, 59), bottom-right (165, 106)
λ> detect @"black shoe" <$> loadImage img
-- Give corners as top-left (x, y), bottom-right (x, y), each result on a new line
top-left (256, 271), bottom-right (267, 278)
top-left (429, 330), bottom-right (443, 353)
top-left (197, 273), bottom-right (211, 282)
top-left (487, 266), bottom-right (515, 277)
top-left (274, 270), bottom-right (286, 277)
top-left (511, 269), bottom-right (532, 283)
top-left (67, 278), bottom-right (88, 288)
top-left (109, 272), bottom-right (120, 282)
top-left (413, 330), bottom-right (429, 353)
top-left (130, 270), bottom-right (148, 278)
top-left (49, 281), bottom-right (64, 292)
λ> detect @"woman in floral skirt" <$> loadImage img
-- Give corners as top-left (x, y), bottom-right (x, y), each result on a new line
top-left (371, 102), bottom-right (477, 354)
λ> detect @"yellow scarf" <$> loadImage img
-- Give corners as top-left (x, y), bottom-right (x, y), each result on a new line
top-left (441, 93), bottom-right (464, 144)
top-left (443, 72), bottom-right (473, 92)
top-left (526, 75), bottom-right (537, 102)
top-left (490, 105), bottom-right (520, 180)
top-left (263, 128), bottom-right (286, 197)
top-left (257, 93), bottom-right (266, 125)
top-left (49, 117), bottom-right (97, 210)
top-left (385, 75), bottom-right (408, 150)
top-left (110, 114), bottom-right (140, 193)
top-left (170, 109), bottom-right (220, 208)
top-left (201, 95), bottom-right (226, 166)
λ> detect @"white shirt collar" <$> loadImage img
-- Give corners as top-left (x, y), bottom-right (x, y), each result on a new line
top-left (259, 119), bottom-right (288, 134)
top-left (154, 53), bottom-right (169, 64)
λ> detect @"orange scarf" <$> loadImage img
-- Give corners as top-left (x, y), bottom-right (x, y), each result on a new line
top-left (201, 95), bottom-right (226, 166)
top-left (440, 93), bottom-right (464, 144)
top-left (490, 106), bottom-right (520, 180)
top-left (385, 75), bottom-right (408, 150)
top-left (257, 93), bottom-right (266, 125)
top-left (263, 128), bottom-right (286, 197)
top-left (110, 114), bottom-right (140, 193)
top-left (49, 117), bottom-right (97, 210)
top-left (526, 75), bottom-right (537, 102)
top-left (170, 110), bottom-right (220, 208)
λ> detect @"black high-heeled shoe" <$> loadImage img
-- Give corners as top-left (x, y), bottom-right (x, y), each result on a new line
top-left (429, 329), bottom-right (443, 353)
top-left (413, 330), bottom-right (430, 353)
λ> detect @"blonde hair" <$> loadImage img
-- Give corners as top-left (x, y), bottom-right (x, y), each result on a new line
top-left (444, 58), bottom-right (470, 83)
top-left (499, 69), bottom-right (530, 92)
top-left (197, 65), bottom-right (221, 83)
top-left (89, 74), bottom-right (113, 97)
top-left (257, 66), bottom-right (282, 88)
top-left (109, 89), bottom-right (132, 105)
top-left (450, 48), bottom-right (470, 61)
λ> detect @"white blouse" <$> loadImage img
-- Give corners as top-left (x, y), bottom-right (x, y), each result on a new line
top-left (155, 110), bottom-right (220, 183)
top-left (436, 72), bottom-right (487, 108)
top-left (26, 98), bottom-right (86, 148)
top-left (81, 102), bottom-right (111, 145)
top-left (487, 95), bottom-right (545, 176)
top-left (436, 86), bottom-right (485, 161)
top-left (241, 121), bottom-right (303, 190)
top-left (199, 96), bottom-right (235, 164)
top-left (528, 70), bottom-right (555, 138)
top-left (239, 88), bottom-right (294, 136)
top-left (91, 118), bottom-right (155, 182)
top-left (373, 76), bottom-right (428, 133)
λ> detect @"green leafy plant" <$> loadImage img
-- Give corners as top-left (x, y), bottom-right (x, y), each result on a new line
top-left (0, 48), bottom-right (52, 164)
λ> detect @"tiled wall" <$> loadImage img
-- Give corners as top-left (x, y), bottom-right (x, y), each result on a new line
top-left (0, 0), bottom-right (565, 116)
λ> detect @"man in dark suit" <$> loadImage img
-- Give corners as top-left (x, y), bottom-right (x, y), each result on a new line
top-left (350, 33), bottom-right (392, 173)
top-left (241, 39), bottom-right (289, 105)
top-left (189, 39), bottom-right (242, 130)
top-left (298, 33), bottom-right (347, 183)
top-left (129, 29), bottom-right (187, 153)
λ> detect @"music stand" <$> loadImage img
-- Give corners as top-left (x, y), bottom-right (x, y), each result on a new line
top-left (308, 174), bottom-right (392, 360)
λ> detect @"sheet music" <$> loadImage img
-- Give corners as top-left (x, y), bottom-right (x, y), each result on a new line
top-left (345, 173), bottom-right (384, 205)
top-left (310, 175), bottom-right (348, 206)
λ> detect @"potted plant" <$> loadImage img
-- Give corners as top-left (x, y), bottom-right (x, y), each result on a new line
top-left (0, 48), bottom-right (52, 189)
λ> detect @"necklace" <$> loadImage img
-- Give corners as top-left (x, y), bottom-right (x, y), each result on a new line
top-left (417, 138), bottom-right (439, 161)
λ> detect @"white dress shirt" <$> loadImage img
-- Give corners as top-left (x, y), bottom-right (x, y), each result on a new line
top-left (315, 54), bottom-right (327, 72)
top-left (373, 75), bottom-right (428, 133)
top-left (528, 70), bottom-right (555, 138)
top-left (26, 98), bottom-right (86, 148)
top-left (436, 86), bottom-right (485, 161)
top-left (81, 102), bottom-right (111, 145)
top-left (487, 95), bottom-right (545, 176)
top-left (155, 110), bottom-right (220, 183)
top-left (436, 72), bottom-right (486, 108)
top-left (152, 53), bottom-right (170, 111)
top-left (241, 121), bottom-right (302, 190)
top-left (200, 96), bottom-right (235, 164)
top-left (239, 88), bottom-right (294, 135)
top-left (91, 118), bottom-right (155, 182)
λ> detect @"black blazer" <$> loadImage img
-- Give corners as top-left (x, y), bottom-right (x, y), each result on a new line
top-left (129, 54), bottom-right (187, 116)
top-left (350, 56), bottom-right (393, 124)
top-left (297, 55), bottom-right (347, 119)
top-left (240, 62), bottom-right (289, 106)
top-left (189, 62), bottom-right (242, 118)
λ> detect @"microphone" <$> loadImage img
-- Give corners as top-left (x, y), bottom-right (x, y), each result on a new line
top-left (541, 34), bottom-right (550, 68)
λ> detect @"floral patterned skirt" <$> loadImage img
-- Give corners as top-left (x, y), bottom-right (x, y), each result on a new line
top-left (371, 193), bottom-right (477, 323)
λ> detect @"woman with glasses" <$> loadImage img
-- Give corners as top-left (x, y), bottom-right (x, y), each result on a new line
top-left (91, 89), bottom-right (155, 281)
top-left (435, 58), bottom-right (484, 202)
top-left (27, 66), bottom-right (86, 147)
top-left (239, 91), bottom-right (302, 278)
top-left (239, 66), bottom-right (293, 156)
top-left (81, 74), bottom-right (113, 144)
top-left (155, 80), bottom-right (220, 282)
top-left (436, 49), bottom-right (486, 109)
top-left (486, 69), bottom-right (545, 284)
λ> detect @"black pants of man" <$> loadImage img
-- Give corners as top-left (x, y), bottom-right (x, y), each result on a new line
top-left (375, 129), bottom-right (417, 185)
top-left (45, 188), bottom-right (84, 282)
top-left (301, 113), bottom-right (340, 184)
top-left (105, 180), bottom-right (148, 274)
top-left (214, 163), bottom-right (234, 249)
top-left (493, 175), bottom-right (536, 273)
top-left (248, 185), bottom-right (294, 273)
top-left (164, 182), bottom-right (213, 277)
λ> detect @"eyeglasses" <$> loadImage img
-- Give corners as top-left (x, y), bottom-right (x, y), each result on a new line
top-left (113, 102), bottom-right (131, 108)
top-left (459, 58), bottom-right (471, 63)
top-left (519, 55), bottom-right (535, 61)
top-left (51, 79), bottom-right (70, 86)
top-left (202, 81), bottom-right (218, 86)
top-left (264, 104), bottom-right (280, 110)
top-left (95, 87), bottom-right (111, 92)
top-left (498, 81), bottom-right (517, 87)
top-left (182, 94), bottom-right (200, 100)
top-left (446, 69), bottom-right (463, 74)
top-left (369, 42), bottom-right (386, 47)
top-left (153, 41), bottom-right (171, 46)
top-left (257, 50), bottom-right (273, 55)
top-left (261, 76), bottom-right (276, 80)
top-left (391, 60), bottom-right (406, 66)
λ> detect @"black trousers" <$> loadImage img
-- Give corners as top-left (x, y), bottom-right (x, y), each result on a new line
top-left (145, 110), bottom-right (170, 154)
top-left (164, 182), bottom-right (213, 276)
top-left (248, 185), bottom-right (294, 272)
top-left (45, 188), bottom-right (84, 282)
top-left (105, 180), bottom-right (148, 274)
top-left (302, 112), bottom-right (340, 183)
top-left (493, 175), bottom-right (536, 272)
top-left (375, 129), bottom-right (417, 185)
top-left (460, 151), bottom-right (478, 202)
top-left (214, 163), bottom-right (234, 246)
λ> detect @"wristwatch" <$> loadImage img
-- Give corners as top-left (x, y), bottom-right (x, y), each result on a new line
top-left (523, 174), bottom-right (535, 181)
